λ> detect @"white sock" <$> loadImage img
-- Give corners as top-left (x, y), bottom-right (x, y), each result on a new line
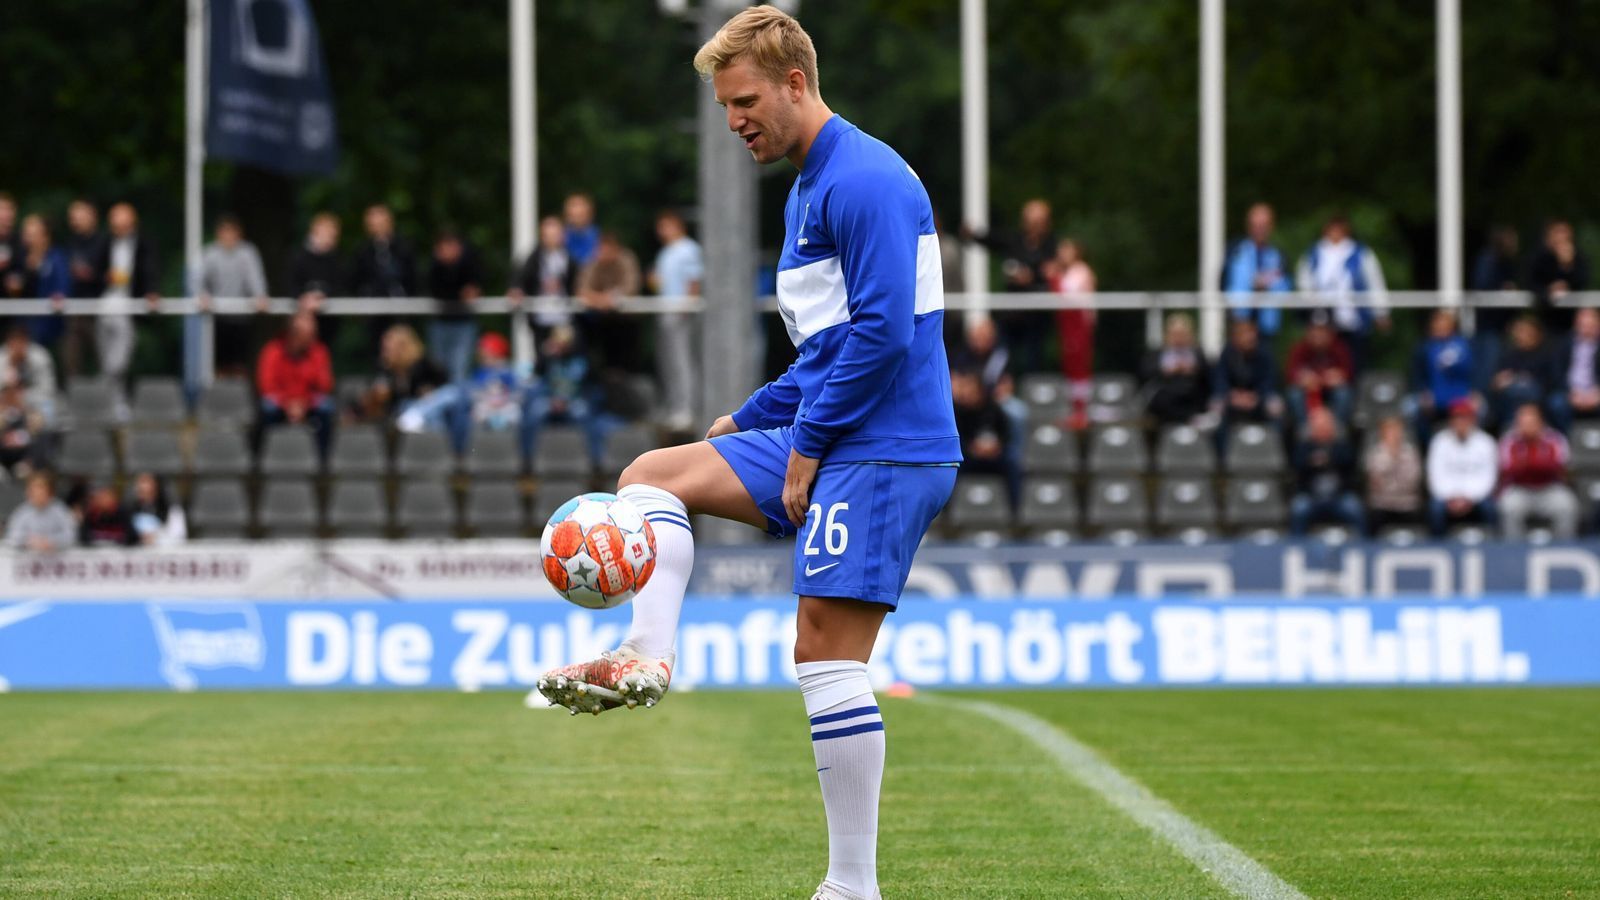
top-left (619, 483), bottom-right (694, 658)
top-left (798, 660), bottom-right (883, 900)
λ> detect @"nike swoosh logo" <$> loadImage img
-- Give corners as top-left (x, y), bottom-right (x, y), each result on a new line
top-left (804, 562), bottom-right (840, 577)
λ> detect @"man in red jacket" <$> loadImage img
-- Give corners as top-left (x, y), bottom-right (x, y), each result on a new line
top-left (257, 310), bottom-right (334, 456)
top-left (1498, 402), bottom-right (1579, 539)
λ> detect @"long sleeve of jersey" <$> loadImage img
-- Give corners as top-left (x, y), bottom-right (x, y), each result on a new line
top-left (733, 361), bottom-right (804, 431)
top-left (788, 170), bottom-right (919, 458)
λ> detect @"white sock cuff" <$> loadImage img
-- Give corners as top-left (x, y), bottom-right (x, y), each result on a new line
top-left (796, 660), bottom-right (873, 717)
top-left (619, 483), bottom-right (691, 532)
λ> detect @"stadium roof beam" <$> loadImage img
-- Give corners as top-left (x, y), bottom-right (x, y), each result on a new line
top-left (961, 0), bottom-right (989, 319)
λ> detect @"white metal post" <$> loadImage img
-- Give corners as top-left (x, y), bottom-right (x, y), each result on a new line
top-left (184, 0), bottom-right (211, 388)
top-left (1437, 0), bottom-right (1463, 309)
top-left (960, 0), bottom-right (989, 311)
top-left (510, 0), bottom-right (538, 372)
top-left (1198, 0), bottom-right (1225, 355)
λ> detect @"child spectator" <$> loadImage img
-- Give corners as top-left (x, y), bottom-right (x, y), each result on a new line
top-left (5, 472), bottom-right (75, 552)
top-left (257, 310), bottom-right (335, 456)
top-left (1498, 403), bottom-right (1579, 540)
top-left (128, 472), bottom-right (186, 547)
top-left (1488, 316), bottom-right (1556, 430)
top-left (1364, 415), bottom-right (1423, 532)
top-left (1284, 312), bottom-right (1353, 425)
top-left (1426, 399), bottom-right (1499, 536)
top-left (79, 482), bottom-right (137, 547)
top-left (1141, 313), bottom-right (1212, 427)
top-left (1288, 406), bottom-right (1363, 536)
top-left (1050, 238), bottom-right (1096, 427)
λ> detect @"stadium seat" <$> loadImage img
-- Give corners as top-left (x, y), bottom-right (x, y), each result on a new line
top-left (0, 481), bottom-right (23, 520)
top-left (57, 430), bottom-right (117, 478)
top-left (1020, 422), bottom-right (1078, 475)
top-left (191, 427), bottom-right (252, 478)
top-left (65, 377), bottom-right (120, 428)
top-left (1224, 424), bottom-right (1285, 474)
top-left (328, 424), bottom-right (388, 479)
top-left (259, 427), bottom-right (320, 477)
top-left (1086, 475), bottom-right (1148, 539)
top-left (197, 377), bottom-right (254, 427)
top-left (1019, 374), bottom-right (1070, 422)
top-left (1225, 477), bottom-right (1287, 537)
top-left (336, 377), bottom-right (370, 414)
top-left (532, 478), bottom-right (589, 528)
top-left (464, 428), bottom-right (523, 478)
top-left (122, 429), bottom-right (186, 477)
top-left (943, 475), bottom-right (1012, 538)
top-left (1569, 422), bottom-right (1600, 475)
top-left (1086, 424), bottom-right (1147, 474)
top-left (1353, 371), bottom-right (1405, 430)
top-left (465, 481), bottom-right (525, 537)
top-left (395, 431), bottom-right (456, 478)
top-left (1155, 476), bottom-right (1218, 541)
top-left (533, 426), bottom-right (592, 478)
top-left (1018, 476), bottom-right (1078, 541)
top-left (396, 481), bottom-right (456, 538)
top-left (694, 514), bottom-right (765, 545)
top-left (1088, 374), bottom-right (1139, 423)
top-left (602, 424), bottom-right (658, 476)
top-left (188, 480), bottom-right (250, 539)
top-left (129, 377), bottom-right (187, 426)
top-left (1155, 424), bottom-right (1215, 474)
top-left (257, 479), bottom-right (319, 539)
top-left (1573, 477), bottom-right (1600, 526)
top-left (325, 480), bottom-right (388, 538)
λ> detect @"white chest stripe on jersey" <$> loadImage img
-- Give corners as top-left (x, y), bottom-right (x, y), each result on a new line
top-left (776, 233), bottom-right (946, 348)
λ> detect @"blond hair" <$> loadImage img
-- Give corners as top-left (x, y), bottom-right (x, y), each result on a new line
top-left (693, 4), bottom-right (819, 96)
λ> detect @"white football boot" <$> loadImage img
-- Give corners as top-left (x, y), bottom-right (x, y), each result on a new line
top-left (812, 882), bottom-right (881, 900)
top-left (536, 642), bottom-right (674, 716)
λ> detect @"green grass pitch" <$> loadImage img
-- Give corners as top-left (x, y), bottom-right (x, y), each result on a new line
top-left (2, 689), bottom-right (1597, 898)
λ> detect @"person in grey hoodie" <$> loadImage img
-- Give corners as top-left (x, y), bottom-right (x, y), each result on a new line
top-left (5, 471), bottom-right (76, 552)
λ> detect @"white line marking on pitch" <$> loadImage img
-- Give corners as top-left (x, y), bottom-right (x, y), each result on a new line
top-left (927, 696), bottom-right (1310, 900)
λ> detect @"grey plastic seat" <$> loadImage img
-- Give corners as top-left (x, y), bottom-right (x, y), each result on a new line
top-left (123, 430), bottom-right (186, 477)
top-left (191, 427), bottom-right (252, 478)
top-left (198, 377), bottom-right (254, 426)
top-left (1087, 475), bottom-right (1148, 537)
top-left (188, 480), bottom-right (250, 539)
top-left (943, 475), bottom-right (1011, 535)
top-left (1156, 476), bottom-right (1218, 538)
top-left (326, 481), bottom-right (388, 538)
top-left (532, 478), bottom-right (591, 529)
top-left (1569, 422), bottom-right (1600, 475)
top-left (534, 426), bottom-right (592, 478)
top-left (1353, 372), bottom-right (1406, 430)
top-left (395, 431), bottom-right (456, 478)
top-left (329, 424), bottom-right (388, 479)
top-left (396, 481), bottom-right (456, 538)
top-left (66, 377), bottom-right (119, 428)
top-left (1155, 424), bottom-right (1215, 474)
top-left (57, 430), bottom-right (117, 478)
top-left (130, 377), bottom-right (187, 426)
top-left (1086, 424), bottom-right (1148, 474)
top-left (1018, 476), bottom-right (1078, 538)
top-left (1021, 422), bottom-right (1078, 475)
top-left (257, 479), bottom-right (319, 539)
top-left (336, 377), bottom-right (370, 413)
top-left (1089, 374), bottom-right (1139, 423)
top-left (1225, 424), bottom-right (1285, 474)
top-left (465, 481), bottom-right (525, 537)
top-left (464, 428), bottom-right (523, 478)
top-left (1019, 374), bottom-right (1070, 422)
top-left (1574, 476), bottom-right (1600, 527)
top-left (602, 424), bottom-right (657, 476)
top-left (1225, 477), bottom-right (1287, 533)
top-left (259, 427), bottom-right (320, 477)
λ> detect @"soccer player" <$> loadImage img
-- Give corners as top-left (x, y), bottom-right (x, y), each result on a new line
top-left (538, 7), bottom-right (959, 899)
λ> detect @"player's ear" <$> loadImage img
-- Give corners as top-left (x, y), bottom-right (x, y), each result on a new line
top-left (786, 67), bottom-right (806, 100)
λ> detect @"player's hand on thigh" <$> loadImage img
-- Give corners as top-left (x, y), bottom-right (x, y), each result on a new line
top-left (782, 449), bottom-right (820, 525)
top-left (705, 414), bottom-right (739, 440)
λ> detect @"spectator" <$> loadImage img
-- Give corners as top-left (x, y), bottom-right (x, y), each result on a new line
top-left (362, 324), bottom-right (446, 422)
top-left (127, 472), bottom-right (186, 547)
top-left (648, 209), bottom-right (704, 433)
top-left (963, 198), bottom-right (1056, 370)
top-left (1552, 307), bottom-right (1600, 429)
top-left (79, 482), bottom-right (137, 547)
top-left (1489, 315), bottom-right (1556, 430)
top-left (1528, 219), bottom-right (1588, 328)
top-left (1365, 415), bottom-right (1423, 532)
top-left (563, 192), bottom-right (601, 268)
top-left (1426, 399), bottom-right (1499, 536)
top-left (399, 331), bottom-right (535, 457)
top-left (528, 325), bottom-right (610, 464)
top-left (577, 231), bottom-right (643, 373)
top-left (1470, 225), bottom-right (1523, 370)
top-left (951, 317), bottom-right (1026, 435)
top-left (1285, 311), bottom-right (1353, 425)
top-left (0, 381), bottom-right (44, 477)
top-left (0, 325), bottom-right (58, 425)
top-left (510, 214), bottom-right (579, 338)
top-left (257, 310), bottom-right (334, 456)
top-left (351, 203), bottom-right (418, 353)
top-left (1297, 213), bottom-right (1389, 369)
top-left (287, 212), bottom-right (344, 310)
top-left (9, 214), bottom-right (71, 347)
top-left (1050, 237), bottom-right (1096, 427)
top-left (0, 193), bottom-right (18, 278)
top-left (426, 228), bottom-right (484, 383)
top-left (1409, 308), bottom-right (1476, 442)
top-left (200, 214), bottom-right (270, 377)
top-left (1141, 312), bottom-right (1212, 427)
top-left (1498, 403), bottom-right (1579, 540)
top-left (5, 472), bottom-right (75, 552)
top-left (1213, 316), bottom-right (1283, 434)
top-left (952, 367), bottom-right (1014, 480)
top-left (61, 199), bottom-right (106, 378)
top-left (1223, 202), bottom-right (1293, 338)
top-left (94, 202), bottom-right (160, 388)
top-left (1288, 406), bottom-right (1364, 536)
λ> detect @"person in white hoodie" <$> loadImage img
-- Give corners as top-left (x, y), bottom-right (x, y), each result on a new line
top-left (1297, 214), bottom-right (1390, 370)
top-left (1426, 398), bottom-right (1498, 535)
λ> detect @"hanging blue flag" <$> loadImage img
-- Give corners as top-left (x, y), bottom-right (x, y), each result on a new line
top-left (206, 0), bottom-right (340, 176)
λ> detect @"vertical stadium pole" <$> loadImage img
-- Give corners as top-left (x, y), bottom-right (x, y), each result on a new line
top-left (1198, 0), bottom-right (1225, 356)
top-left (697, 1), bottom-right (760, 425)
top-left (960, 0), bottom-right (989, 316)
top-left (184, 0), bottom-right (211, 390)
top-left (1437, 0), bottom-right (1463, 315)
top-left (510, 0), bottom-right (538, 371)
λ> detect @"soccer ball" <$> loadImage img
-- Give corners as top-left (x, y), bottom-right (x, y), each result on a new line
top-left (540, 492), bottom-right (657, 609)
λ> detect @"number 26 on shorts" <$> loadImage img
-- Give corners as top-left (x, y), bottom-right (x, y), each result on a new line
top-left (803, 502), bottom-right (849, 556)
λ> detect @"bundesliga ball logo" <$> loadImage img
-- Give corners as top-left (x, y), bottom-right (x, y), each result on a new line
top-left (541, 493), bottom-right (658, 609)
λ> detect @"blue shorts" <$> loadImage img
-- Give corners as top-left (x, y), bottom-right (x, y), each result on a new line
top-left (710, 427), bottom-right (957, 608)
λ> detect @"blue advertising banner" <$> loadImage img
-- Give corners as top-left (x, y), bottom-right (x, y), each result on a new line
top-left (207, 0), bottom-right (339, 175)
top-left (0, 597), bottom-right (1595, 691)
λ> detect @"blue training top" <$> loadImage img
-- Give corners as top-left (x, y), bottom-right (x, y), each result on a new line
top-left (731, 116), bottom-right (962, 466)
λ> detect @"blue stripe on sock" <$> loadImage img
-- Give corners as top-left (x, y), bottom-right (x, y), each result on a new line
top-left (644, 512), bottom-right (692, 531)
top-left (810, 704), bottom-right (879, 726)
top-left (810, 720), bottom-right (885, 742)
